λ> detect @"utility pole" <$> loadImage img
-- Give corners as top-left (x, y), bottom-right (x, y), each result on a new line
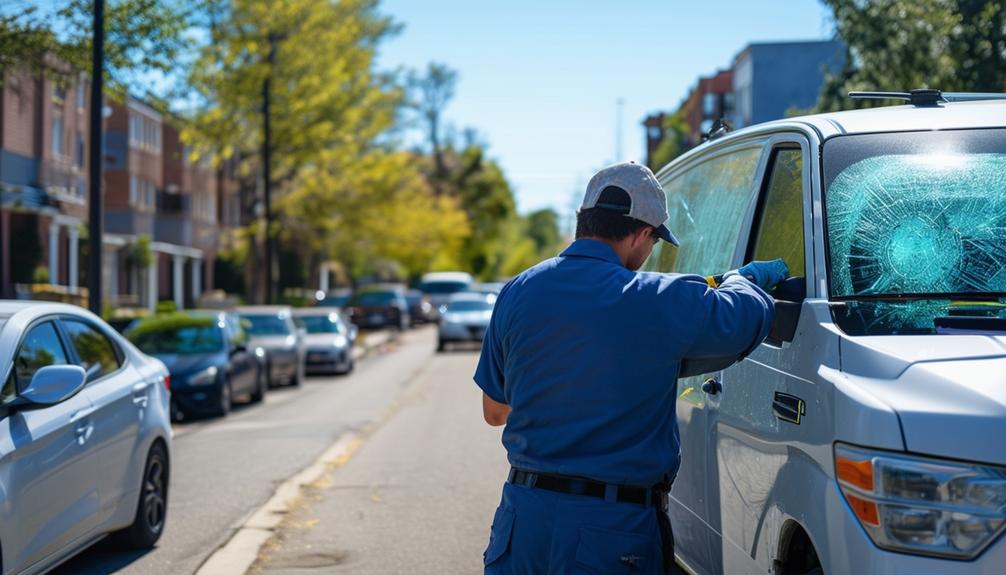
top-left (261, 33), bottom-right (278, 304)
top-left (88, 0), bottom-right (104, 314)
top-left (615, 97), bottom-right (624, 163)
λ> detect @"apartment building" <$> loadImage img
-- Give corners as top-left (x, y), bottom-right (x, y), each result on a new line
top-left (0, 68), bottom-right (91, 299)
top-left (1, 65), bottom-right (236, 311)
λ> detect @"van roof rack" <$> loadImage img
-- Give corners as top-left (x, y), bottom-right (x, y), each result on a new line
top-left (848, 89), bottom-right (1006, 107)
top-left (703, 118), bottom-right (732, 142)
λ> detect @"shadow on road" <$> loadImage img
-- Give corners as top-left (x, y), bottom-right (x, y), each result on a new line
top-left (51, 540), bottom-right (152, 574)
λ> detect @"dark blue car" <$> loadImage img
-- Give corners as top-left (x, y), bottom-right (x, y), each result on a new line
top-left (129, 311), bottom-right (265, 420)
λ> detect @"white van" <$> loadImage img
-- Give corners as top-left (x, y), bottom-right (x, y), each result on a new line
top-left (646, 92), bottom-right (1006, 575)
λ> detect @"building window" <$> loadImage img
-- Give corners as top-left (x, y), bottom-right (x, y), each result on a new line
top-left (52, 116), bottom-right (64, 156)
top-left (130, 175), bottom-right (138, 205)
top-left (53, 84), bottom-right (66, 103)
top-left (702, 93), bottom-right (718, 117)
top-left (75, 133), bottom-right (85, 168)
top-left (76, 81), bottom-right (86, 110)
top-left (129, 115), bottom-right (140, 147)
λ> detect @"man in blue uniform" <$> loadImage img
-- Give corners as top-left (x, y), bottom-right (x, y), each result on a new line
top-left (475, 161), bottom-right (787, 574)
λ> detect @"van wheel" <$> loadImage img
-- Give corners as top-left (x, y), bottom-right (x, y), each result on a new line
top-left (114, 442), bottom-right (169, 548)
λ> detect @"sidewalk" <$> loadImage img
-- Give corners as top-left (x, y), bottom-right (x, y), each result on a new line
top-left (248, 350), bottom-right (508, 575)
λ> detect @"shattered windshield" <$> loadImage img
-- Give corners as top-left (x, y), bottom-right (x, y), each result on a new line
top-left (824, 129), bottom-right (1006, 334)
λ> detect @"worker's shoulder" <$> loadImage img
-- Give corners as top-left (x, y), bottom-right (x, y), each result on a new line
top-left (630, 270), bottom-right (710, 295)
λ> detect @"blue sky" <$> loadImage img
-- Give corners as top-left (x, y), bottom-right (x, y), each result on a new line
top-left (378, 0), bottom-right (835, 217)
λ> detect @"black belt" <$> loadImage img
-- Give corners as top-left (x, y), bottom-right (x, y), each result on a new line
top-left (507, 467), bottom-right (668, 509)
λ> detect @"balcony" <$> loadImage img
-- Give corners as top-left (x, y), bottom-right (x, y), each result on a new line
top-left (155, 190), bottom-right (193, 246)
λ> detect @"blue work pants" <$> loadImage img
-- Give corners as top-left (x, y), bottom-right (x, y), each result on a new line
top-left (483, 481), bottom-right (666, 574)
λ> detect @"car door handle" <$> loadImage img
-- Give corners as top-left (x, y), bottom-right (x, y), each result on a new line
top-left (133, 382), bottom-right (151, 406)
top-left (70, 406), bottom-right (97, 423)
top-left (701, 377), bottom-right (722, 395)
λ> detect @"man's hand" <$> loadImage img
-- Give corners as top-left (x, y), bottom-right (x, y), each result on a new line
top-left (729, 259), bottom-right (790, 290)
top-left (483, 393), bottom-right (510, 426)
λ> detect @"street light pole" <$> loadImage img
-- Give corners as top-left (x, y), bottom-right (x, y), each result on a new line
top-left (88, 0), bottom-right (104, 315)
top-left (261, 33), bottom-right (278, 305)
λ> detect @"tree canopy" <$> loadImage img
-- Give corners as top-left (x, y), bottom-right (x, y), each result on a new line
top-left (818, 0), bottom-right (1006, 111)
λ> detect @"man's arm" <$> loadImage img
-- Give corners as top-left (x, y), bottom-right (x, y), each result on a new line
top-left (684, 274), bottom-right (776, 359)
top-left (482, 393), bottom-right (510, 426)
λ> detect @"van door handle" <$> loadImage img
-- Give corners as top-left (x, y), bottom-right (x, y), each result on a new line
top-left (701, 377), bottom-right (722, 395)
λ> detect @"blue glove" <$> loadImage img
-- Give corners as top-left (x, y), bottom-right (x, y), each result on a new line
top-left (728, 259), bottom-right (790, 290)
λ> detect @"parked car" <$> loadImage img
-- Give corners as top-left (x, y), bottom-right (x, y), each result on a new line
top-left (128, 311), bottom-right (265, 419)
top-left (314, 288), bottom-right (353, 308)
top-left (419, 271), bottom-right (473, 319)
top-left (0, 302), bottom-right (172, 574)
top-left (292, 308), bottom-right (357, 375)
top-left (346, 285), bottom-right (411, 330)
top-left (236, 306), bottom-right (305, 387)
top-left (644, 92), bottom-right (1006, 575)
top-left (405, 289), bottom-right (435, 325)
top-left (436, 292), bottom-right (495, 352)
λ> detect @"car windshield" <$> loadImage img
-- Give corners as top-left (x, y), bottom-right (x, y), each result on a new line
top-left (241, 314), bottom-right (291, 336)
top-left (420, 281), bottom-right (469, 294)
top-left (447, 300), bottom-right (493, 312)
top-left (129, 316), bottom-right (223, 354)
top-left (353, 292), bottom-right (396, 305)
top-left (824, 128), bottom-right (1006, 334)
top-left (296, 314), bottom-right (344, 334)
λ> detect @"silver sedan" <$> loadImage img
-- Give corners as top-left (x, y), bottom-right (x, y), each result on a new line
top-left (237, 306), bottom-right (306, 387)
top-left (437, 293), bottom-right (495, 352)
top-left (0, 302), bottom-right (172, 574)
top-left (292, 307), bottom-right (357, 375)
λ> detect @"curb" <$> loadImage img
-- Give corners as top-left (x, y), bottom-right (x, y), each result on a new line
top-left (350, 331), bottom-right (393, 361)
top-left (194, 434), bottom-right (363, 575)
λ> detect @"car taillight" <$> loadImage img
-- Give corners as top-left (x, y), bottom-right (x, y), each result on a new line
top-left (163, 374), bottom-right (171, 392)
top-left (835, 443), bottom-right (1006, 559)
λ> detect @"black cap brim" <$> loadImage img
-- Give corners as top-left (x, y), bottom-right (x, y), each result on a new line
top-left (656, 224), bottom-right (680, 246)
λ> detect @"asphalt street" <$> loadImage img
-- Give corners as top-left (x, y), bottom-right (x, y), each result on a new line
top-left (249, 336), bottom-right (507, 575)
top-left (54, 327), bottom-right (441, 575)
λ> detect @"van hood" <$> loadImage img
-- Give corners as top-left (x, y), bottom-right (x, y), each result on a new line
top-left (842, 335), bottom-right (1006, 465)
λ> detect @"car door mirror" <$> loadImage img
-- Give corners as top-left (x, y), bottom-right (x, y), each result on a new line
top-left (767, 277), bottom-right (806, 345)
top-left (15, 365), bottom-right (87, 408)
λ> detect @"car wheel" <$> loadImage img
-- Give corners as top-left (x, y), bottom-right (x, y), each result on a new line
top-left (213, 379), bottom-right (232, 417)
top-left (113, 442), bottom-right (169, 548)
top-left (290, 363), bottom-right (303, 387)
top-left (249, 368), bottom-right (266, 403)
top-left (340, 358), bottom-right (355, 375)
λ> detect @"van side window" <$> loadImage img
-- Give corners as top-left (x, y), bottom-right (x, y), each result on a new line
top-left (645, 146), bottom-right (763, 275)
top-left (749, 148), bottom-right (806, 278)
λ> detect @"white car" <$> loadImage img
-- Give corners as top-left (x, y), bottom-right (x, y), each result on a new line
top-left (437, 293), bottom-right (494, 352)
top-left (0, 302), bottom-right (172, 574)
top-left (420, 271), bottom-right (474, 320)
top-left (647, 91), bottom-right (1006, 575)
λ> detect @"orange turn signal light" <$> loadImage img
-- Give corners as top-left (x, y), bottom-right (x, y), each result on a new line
top-left (836, 455), bottom-right (874, 491)
top-left (844, 492), bottom-right (880, 526)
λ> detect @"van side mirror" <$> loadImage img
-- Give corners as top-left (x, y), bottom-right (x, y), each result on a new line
top-left (767, 277), bottom-right (806, 345)
top-left (12, 365), bottom-right (87, 409)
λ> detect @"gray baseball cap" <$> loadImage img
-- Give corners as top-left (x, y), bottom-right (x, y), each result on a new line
top-left (580, 161), bottom-right (679, 246)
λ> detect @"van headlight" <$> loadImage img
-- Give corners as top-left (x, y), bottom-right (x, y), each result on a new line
top-left (189, 366), bottom-right (219, 386)
top-left (835, 443), bottom-right (1006, 559)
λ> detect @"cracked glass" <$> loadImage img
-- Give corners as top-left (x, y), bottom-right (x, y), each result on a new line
top-left (824, 129), bottom-right (1006, 335)
top-left (644, 144), bottom-right (763, 276)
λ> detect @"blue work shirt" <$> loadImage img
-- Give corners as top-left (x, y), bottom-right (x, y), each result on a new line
top-left (474, 239), bottom-right (775, 486)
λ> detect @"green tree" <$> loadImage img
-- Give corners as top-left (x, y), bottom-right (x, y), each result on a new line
top-left (525, 209), bottom-right (562, 254)
top-left (0, 0), bottom-right (190, 98)
top-left (648, 109), bottom-right (690, 171)
top-left (408, 62), bottom-right (458, 183)
top-left (818, 0), bottom-right (1006, 111)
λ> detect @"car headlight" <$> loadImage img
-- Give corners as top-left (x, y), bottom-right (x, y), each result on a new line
top-left (835, 443), bottom-right (1006, 559)
top-left (254, 346), bottom-right (266, 358)
top-left (189, 366), bottom-right (219, 386)
top-left (333, 335), bottom-right (348, 348)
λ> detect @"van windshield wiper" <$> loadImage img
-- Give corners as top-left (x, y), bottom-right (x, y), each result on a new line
top-left (830, 292), bottom-right (1006, 303)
